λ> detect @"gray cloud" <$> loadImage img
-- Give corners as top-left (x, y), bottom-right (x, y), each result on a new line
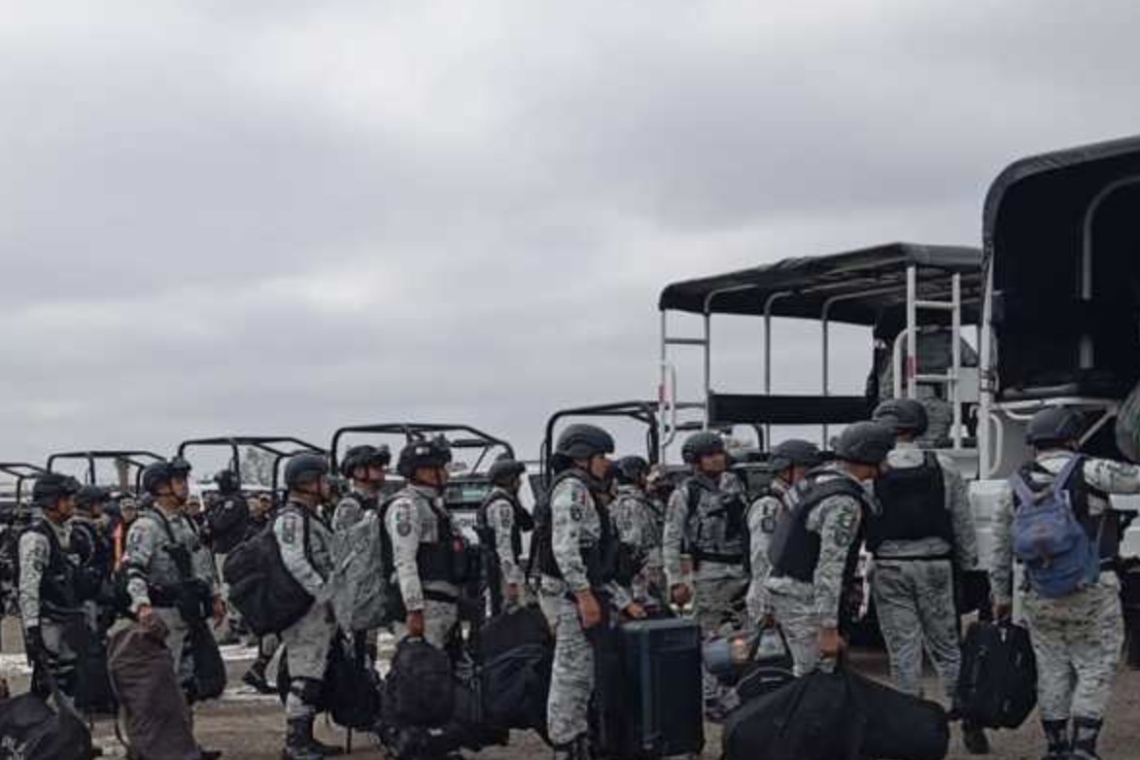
top-left (3, 0), bottom-right (1140, 467)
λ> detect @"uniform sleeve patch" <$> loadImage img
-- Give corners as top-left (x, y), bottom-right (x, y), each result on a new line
top-left (281, 515), bottom-right (297, 545)
top-left (833, 510), bottom-right (857, 547)
top-left (569, 505), bottom-right (583, 522)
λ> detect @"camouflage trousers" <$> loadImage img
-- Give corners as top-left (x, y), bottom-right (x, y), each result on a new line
top-left (871, 559), bottom-right (961, 702)
top-left (768, 590), bottom-right (821, 677)
top-left (33, 617), bottom-right (80, 704)
top-left (694, 574), bottom-right (749, 704)
top-left (281, 601), bottom-right (336, 720)
top-left (1023, 574), bottom-right (1124, 722)
top-left (540, 591), bottom-right (595, 746)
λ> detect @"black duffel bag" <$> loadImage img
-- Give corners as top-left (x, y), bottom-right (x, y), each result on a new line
top-left (223, 525), bottom-right (313, 636)
top-left (1, 662), bottom-right (93, 760)
top-left (956, 621), bottom-right (1037, 729)
top-left (276, 632), bottom-right (382, 730)
top-left (478, 606), bottom-right (552, 731)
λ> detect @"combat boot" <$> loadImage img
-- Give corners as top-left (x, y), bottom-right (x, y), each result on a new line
top-left (1040, 719), bottom-right (1071, 760)
top-left (1070, 716), bottom-right (1103, 760)
top-left (242, 658), bottom-right (274, 694)
top-left (282, 716), bottom-right (324, 760)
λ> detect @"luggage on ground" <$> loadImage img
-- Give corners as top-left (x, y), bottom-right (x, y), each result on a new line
top-left (326, 634), bottom-right (382, 730)
top-left (382, 637), bottom-right (455, 728)
top-left (189, 619), bottom-right (227, 701)
top-left (0, 667), bottom-right (92, 760)
top-left (222, 526), bottom-right (313, 636)
top-left (724, 668), bottom-right (949, 760)
top-left (956, 620), bottom-right (1038, 729)
top-left (594, 617), bottom-right (704, 759)
top-left (478, 606), bottom-right (553, 731)
top-left (107, 621), bottom-right (199, 760)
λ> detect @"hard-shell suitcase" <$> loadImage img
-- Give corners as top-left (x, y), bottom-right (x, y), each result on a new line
top-left (596, 617), bottom-right (704, 758)
top-left (956, 621), bottom-right (1037, 729)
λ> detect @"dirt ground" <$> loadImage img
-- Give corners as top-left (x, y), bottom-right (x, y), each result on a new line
top-left (3, 617), bottom-right (1139, 760)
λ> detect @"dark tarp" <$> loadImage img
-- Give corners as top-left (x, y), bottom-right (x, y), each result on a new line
top-left (658, 242), bottom-right (982, 328)
top-left (984, 135), bottom-right (1140, 400)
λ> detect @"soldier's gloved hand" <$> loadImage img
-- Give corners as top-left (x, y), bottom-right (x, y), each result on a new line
top-left (24, 626), bottom-right (44, 663)
top-left (575, 590), bottom-right (602, 629)
top-left (817, 626), bottom-right (844, 659)
top-left (406, 610), bottom-right (426, 639)
top-left (992, 601), bottom-right (1012, 623)
top-left (670, 584), bottom-right (693, 607)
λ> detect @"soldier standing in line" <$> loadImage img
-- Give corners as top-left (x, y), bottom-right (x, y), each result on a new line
top-left (992, 407), bottom-right (1140, 760)
top-left (476, 457), bottom-right (532, 615)
top-left (766, 422), bottom-right (893, 675)
top-left (870, 398), bottom-right (988, 754)
top-left (744, 439), bottom-right (820, 628)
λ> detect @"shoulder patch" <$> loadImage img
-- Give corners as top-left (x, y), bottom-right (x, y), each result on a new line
top-left (281, 514), bottom-right (298, 545)
top-left (832, 509), bottom-right (857, 548)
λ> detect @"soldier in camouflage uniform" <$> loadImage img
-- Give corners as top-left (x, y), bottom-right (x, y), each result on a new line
top-left (662, 431), bottom-right (749, 716)
top-left (766, 422), bottom-right (893, 676)
top-left (476, 458), bottom-right (532, 614)
top-left (124, 459), bottom-right (224, 759)
top-left (330, 444), bottom-right (390, 533)
top-left (537, 425), bottom-right (643, 760)
top-left (870, 399), bottom-right (988, 754)
top-left (273, 454), bottom-right (343, 760)
top-left (991, 407), bottom-right (1140, 760)
top-left (386, 436), bottom-right (466, 649)
top-left (19, 474), bottom-right (82, 704)
top-left (610, 455), bottom-right (665, 611)
top-left (745, 440), bottom-right (820, 627)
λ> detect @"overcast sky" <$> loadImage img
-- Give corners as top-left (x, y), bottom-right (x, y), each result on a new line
top-left (3, 1), bottom-right (1139, 472)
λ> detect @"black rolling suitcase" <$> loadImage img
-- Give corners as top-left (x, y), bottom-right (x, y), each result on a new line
top-left (594, 617), bottom-right (704, 758)
top-left (956, 621), bottom-right (1037, 729)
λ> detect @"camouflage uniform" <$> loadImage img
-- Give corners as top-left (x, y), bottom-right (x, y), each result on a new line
top-left (18, 519), bottom-right (79, 700)
top-left (540, 475), bottom-right (631, 747)
top-left (611, 483), bottom-right (665, 607)
top-left (871, 442), bottom-right (978, 700)
top-left (273, 501), bottom-right (337, 721)
top-left (483, 487), bottom-right (530, 610)
top-left (330, 488), bottom-right (377, 534)
top-left (991, 451), bottom-right (1140, 725)
top-left (385, 484), bottom-right (460, 648)
top-left (765, 465), bottom-right (867, 676)
top-left (124, 506), bottom-right (218, 691)
top-left (744, 478), bottom-right (789, 625)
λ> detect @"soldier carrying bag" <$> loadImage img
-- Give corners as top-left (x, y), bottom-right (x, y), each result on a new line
top-left (223, 520), bottom-right (314, 636)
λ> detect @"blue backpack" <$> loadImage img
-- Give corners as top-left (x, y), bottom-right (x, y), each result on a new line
top-left (1010, 455), bottom-right (1102, 599)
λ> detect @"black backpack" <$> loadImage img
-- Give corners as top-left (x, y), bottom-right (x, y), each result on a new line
top-left (223, 516), bottom-right (314, 636)
top-left (0, 671), bottom-right (93, 760)
top-left (383, 638), bottom-right (455, 728)
top-left (276, 633), bottom-right (381, 730)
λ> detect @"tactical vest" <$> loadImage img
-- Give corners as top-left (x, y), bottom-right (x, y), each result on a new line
top-left (31, 521), bottom-right (79, 613)
top-left (1016, 456), bottom-right (1120, 565)
top-left (681, 476), bottom-right (747, 566)
top-left (475, 489), bottom-right (532, 565)
top-left (768, 472), bottom-right (869, 584)
top-left (867, 453), bottom-right (954, 555)
top-left (412, 493), bottom-right (477, 586)
top-left (533, 469), bottom-right (620, 587)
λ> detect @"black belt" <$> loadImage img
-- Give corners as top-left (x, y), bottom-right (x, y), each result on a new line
top-left (422, 589), bottom-right (458, 604)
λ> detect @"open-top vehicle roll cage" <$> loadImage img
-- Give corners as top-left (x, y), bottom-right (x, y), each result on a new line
top-left (657, 242), bottom-right (985, 461)
top-left (175, 436), bottom-right (326, 495)
top-left (46, 450), bottom-right (165, 492)
top-left (0, 463), bottom-right (48, 510)
top-left (329, 423), bottom-right (514, 478)
top-left (979, 134), bottom-right (1140, 478)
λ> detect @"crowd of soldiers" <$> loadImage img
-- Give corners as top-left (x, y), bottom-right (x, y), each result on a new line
top-left (9, 399), bottom-right (1140, 760)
